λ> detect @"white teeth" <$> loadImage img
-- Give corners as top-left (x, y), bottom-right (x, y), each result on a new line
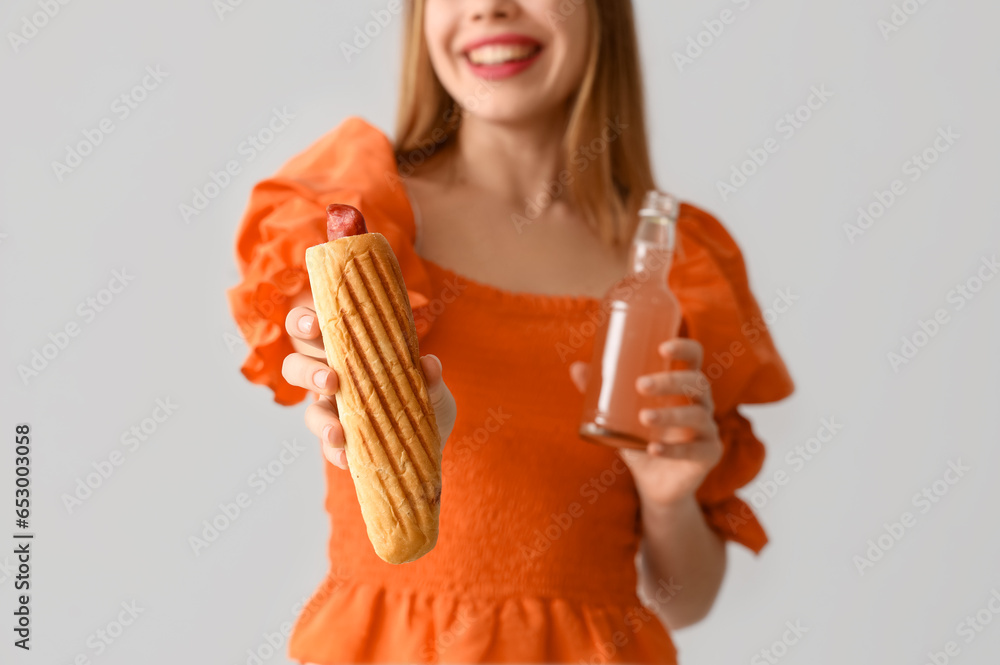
top-left (466, 43), bottom-right (538, 66)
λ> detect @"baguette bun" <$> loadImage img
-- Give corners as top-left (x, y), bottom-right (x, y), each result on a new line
top-left (305, 232), bottom-right (442, 564)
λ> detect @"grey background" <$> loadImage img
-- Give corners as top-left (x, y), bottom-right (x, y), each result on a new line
top-left (2, 0), bottom-right (999, 663)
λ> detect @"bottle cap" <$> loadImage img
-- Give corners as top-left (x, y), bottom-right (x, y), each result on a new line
top-left (639, 190), bottom-right (679, 221)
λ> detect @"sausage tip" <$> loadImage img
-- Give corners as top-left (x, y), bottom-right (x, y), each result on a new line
top-left (326, 204), bottom-right (368, 240)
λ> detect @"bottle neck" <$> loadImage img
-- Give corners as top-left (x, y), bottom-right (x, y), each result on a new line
top-left (628, 216), bottom-right (675, 280)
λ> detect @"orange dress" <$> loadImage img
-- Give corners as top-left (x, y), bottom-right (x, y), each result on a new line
top-left (226, 117), bottom-right (794, 664)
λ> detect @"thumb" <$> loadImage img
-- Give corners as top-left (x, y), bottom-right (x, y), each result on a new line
top-left (569, 361), bottom-right (590, 394)
top-left (420, 354), bottom-right (456, 445)
top-left (421, 353), bottom-right (444, 387)
top-left (617, 447), bottom-right (645, 468)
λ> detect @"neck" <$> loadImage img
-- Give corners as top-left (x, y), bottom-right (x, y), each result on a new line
top-left (450, 108), bottom-right (569, 207)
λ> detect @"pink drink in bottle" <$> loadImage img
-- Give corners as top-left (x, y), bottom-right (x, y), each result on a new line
top-left (579, 190), bottom-right (682, 449)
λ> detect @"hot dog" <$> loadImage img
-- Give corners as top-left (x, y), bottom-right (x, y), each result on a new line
top-left (306, 203), bottom-right (442, 564)
top-left (327, 204), bottom-right (368, 240)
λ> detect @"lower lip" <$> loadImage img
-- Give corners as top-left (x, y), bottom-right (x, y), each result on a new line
top-left (464, 49), bottom-right (542, 80)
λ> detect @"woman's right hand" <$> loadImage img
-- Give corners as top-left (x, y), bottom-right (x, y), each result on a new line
top-left (281, 295), bottom-right (456, 471)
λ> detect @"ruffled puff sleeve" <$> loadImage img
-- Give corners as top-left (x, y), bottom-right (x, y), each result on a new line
top-left (670, 203), bottom-right (796, 554)
top-left (225, 117), bottom-right (435, 406)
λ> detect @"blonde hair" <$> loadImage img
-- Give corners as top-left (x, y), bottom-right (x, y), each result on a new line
top-left (394, 0), bottom-right (656, 246)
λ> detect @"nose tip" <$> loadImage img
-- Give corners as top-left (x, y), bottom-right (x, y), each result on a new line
top-left (471, 10), bottom-right (509, 21)
top-left (470, 1), bottom-right (512, 21)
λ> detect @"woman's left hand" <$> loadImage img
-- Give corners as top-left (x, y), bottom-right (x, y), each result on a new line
top-left (570, 338), bottom-right (723, 509)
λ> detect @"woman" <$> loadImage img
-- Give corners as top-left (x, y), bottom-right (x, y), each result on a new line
top-left (227, 0), bottom-right (794, 662)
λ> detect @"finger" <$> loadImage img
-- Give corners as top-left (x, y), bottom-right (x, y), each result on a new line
top-left (282, 353), bottom-right (339, 395)
top-left (421, 354), bottom-right (456, 447)
top-left (635, 370), bottom-right (712, 407)
top-left (285, 306), bottom-right (319, 339)
top-left (323, 442), bottom-right (350, 470)
top-left (421, 354), bottom-right (443, 386)
top-left (658, 338), bottom-right (703, 370)
top-left (639, 404), bottom-right (714, 434)
top-left (645, 439), bottom-right (722, 463)
top-left (285, 306), bottom-right (326, 356)
top-left (423, 355), bottom-right (450, 411)
top-left (305, 397), bottom-right (350, 470)
top-left (569, 361), bottom-right (589, 394)
top-left (305, 395), bottom-right (343, 443)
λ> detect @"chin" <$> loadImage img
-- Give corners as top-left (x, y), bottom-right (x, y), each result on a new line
top-left (449, 67), bottom-right (572, 125)
top-left (460, 95), bottom-right (561, 125)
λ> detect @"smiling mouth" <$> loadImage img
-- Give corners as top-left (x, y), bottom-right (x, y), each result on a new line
top-left (465, 43), bottom-right (542, 66)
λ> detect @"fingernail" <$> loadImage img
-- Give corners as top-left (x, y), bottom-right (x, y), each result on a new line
top-left (334, 449), bottom-right (347, 468)
top-left (659, 341), bottom-right (672, 355)
top-left (427, 354), bottom-right (442, 373)
top-left (298, 315), bottom-right (314, 334)
top-left (323, 425), bottom-right (344, 446)
top-left (639, 409), bottom-right (655, 425)
top-left (649, 443), bottom-right (666, 456)
top-left (636, 377), bottom-right (653, 392)
top-left (313, 369), bottom-right (330, 389)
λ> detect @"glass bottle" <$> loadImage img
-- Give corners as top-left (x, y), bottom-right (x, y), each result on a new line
top-left (579, 190), bottom-right (682, 449)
